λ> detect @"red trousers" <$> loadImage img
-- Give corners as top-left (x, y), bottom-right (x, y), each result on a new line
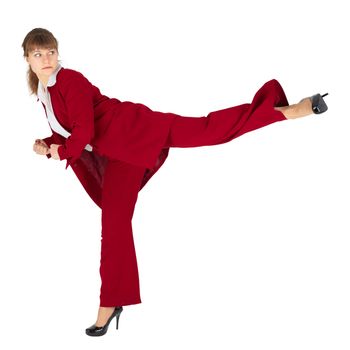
top-left (99, 79), bottom-right (288, 307)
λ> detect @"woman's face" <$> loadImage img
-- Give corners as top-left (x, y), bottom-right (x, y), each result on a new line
top-left (26, 46), bottom-right (59, 78)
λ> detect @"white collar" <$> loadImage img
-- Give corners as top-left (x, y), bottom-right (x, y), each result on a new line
top-left (47, 63), bottom-right (63, 87)
top-left (37, 63), bottom-right (63, 101)
top-left (38, 63), bottom-right (63, 92)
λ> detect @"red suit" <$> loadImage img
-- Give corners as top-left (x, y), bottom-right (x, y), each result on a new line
top-left (39, 66), bottom-right (288, 306)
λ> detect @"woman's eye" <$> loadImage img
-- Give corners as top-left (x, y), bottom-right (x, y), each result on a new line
top-left (33, 50), bottom-right (55, 57)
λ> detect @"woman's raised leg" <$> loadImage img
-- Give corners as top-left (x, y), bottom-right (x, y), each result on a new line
top-left (164, 79), bottom-right (312, 148)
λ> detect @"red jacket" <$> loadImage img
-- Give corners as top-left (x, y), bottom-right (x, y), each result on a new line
top-left (39, 67), bottom-right (176, 208)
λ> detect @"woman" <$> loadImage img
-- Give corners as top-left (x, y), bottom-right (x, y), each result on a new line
top-left (22, 27), bottom-right (328, 337)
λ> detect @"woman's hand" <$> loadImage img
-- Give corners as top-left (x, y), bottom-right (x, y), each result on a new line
top-left (49, 144), bottom-right (62, 160)
top-left (33, 139), bottom-right (49, 155)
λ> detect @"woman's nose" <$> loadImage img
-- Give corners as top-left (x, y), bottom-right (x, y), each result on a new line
top-left (42, 54), bottom-right (51, 63)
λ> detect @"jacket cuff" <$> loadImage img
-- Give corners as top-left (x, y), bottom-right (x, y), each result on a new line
top-left (58, 145), bottom-right (67, 160)
top-left (42, 135), bottom-right (54, 158)
top-left (42, 136), bottom-right (54, 148)
top-left (58, 145), bottom-right (79, 169)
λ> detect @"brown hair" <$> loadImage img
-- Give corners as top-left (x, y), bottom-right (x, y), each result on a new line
top-left (22, 28), bottom-right (61, 96)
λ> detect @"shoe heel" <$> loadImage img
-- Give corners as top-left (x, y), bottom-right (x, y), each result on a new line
top-left (115, 307), bottom-right (123, 330)
top-left (116, 313), bottom-right (121, 329)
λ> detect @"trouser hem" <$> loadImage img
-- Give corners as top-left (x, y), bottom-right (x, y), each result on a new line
top-left (99, 297), bottom-right (142, 307)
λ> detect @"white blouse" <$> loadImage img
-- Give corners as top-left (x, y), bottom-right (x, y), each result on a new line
top-left (37, 63), bottom-right (93, 152)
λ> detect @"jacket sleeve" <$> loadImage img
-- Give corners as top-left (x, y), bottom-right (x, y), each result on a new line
top-left (38, 102), bottom-right (54, 159)
top-left (42, 134), bottom-right (55, 159)
top-left (56, 73), bottom-right (95, 169)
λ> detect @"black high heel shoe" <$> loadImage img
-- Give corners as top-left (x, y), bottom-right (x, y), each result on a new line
top-left (85, 306), bottom-right (123, 337)
top-left (310, 93), bottom-right (329, 114)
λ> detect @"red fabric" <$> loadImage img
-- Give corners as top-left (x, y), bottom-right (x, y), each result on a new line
top-left (41, 67), bottom-right (175, 170)
top-left (42, 131), bottom-right (170, 208)
top-left (164, 79), bottom-right (288, 148)
top-left (40, 72), bottom-right (289, 209)
top-left (40, 76), bottom-right (289, 307)
top-left (95, 78), bottom-right (288, 307)
top-left (99, 158), bottom-right (146, 307)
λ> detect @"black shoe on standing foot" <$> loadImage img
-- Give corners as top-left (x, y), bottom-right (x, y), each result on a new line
top-left (85, 306), bottom-right (123, 337)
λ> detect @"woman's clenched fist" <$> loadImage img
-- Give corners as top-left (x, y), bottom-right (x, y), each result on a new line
top-left (33, 139), bottom-right (49, 155)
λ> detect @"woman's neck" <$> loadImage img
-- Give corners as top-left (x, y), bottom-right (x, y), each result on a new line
top-left (39, 76), bottom-right (49, 91)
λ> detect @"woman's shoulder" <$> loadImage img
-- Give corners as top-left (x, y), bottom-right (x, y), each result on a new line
top-left (55, 66), bottom-right (95, 95)
top-left (57, 66), bottom-right (92, 85)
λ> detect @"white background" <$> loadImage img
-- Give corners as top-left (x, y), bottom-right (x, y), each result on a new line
top-left (1, 0), bottom-right (349, 348)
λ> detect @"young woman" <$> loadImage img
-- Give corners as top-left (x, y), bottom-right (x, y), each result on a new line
top-left (22, 27), bottom-right (328, 337)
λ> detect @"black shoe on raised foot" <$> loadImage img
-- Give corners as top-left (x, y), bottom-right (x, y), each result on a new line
top-left (85, 306), bottom-right (123, 337)
top-left (310, 93), bottom-right (329, 114)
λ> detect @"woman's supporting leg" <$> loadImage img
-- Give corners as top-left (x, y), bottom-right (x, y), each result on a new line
top-left (99, 158), bottom-right (146, 308)
top-left (164, 79), bottom-right (292, 148)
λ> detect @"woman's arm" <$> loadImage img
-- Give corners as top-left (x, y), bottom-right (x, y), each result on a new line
top-left (56, 73), bottom-right (95, 168)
